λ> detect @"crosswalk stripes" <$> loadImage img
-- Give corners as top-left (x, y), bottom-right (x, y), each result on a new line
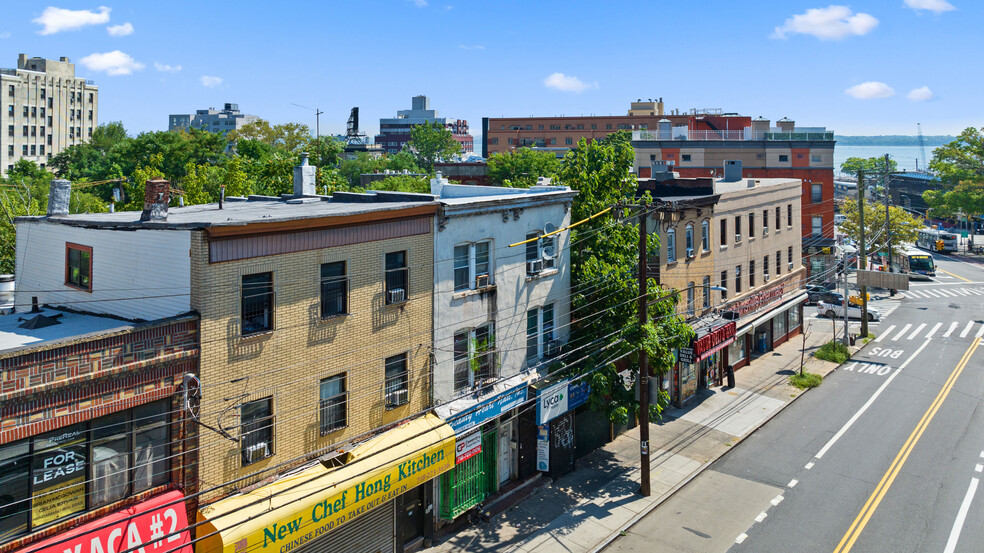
top-left (892, 324), bottom-right (912, 341)
top-left (902, 286), bottom-right (984, 299)
top-left (875, 326), bottom-right (895, 343)
top-left (977, 325), bottom-right (984, 338)
top-left (926, 322), bottom-right (943, 339)
top-left (943, 322), bottom-right (960, 338)
top-left (908, 323), bottom-right (927, 340)
top-left (960, 321), bottom-right (975, 338)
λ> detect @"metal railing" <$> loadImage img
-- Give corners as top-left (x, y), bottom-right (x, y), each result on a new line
top-left (633, 129), bottom-right (834, 142)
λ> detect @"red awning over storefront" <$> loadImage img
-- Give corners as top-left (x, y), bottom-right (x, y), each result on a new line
top-left (22, 490), bottom-right (192, 553)
top-left (695, 337), bottom-right (734, 363)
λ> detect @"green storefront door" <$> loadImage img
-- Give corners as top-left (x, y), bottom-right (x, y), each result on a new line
top-left (439, 428), bottom-right (497, 519)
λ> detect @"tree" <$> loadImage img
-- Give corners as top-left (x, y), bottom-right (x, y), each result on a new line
top-left (228, 119), bottom-right (275, 145)
top-left (368, 175), bottom-right (430, 193)
top-left (404, 121), bottom-right (462, 173)
top-left (487, 148), bottom-right (559, 187)
top-left (306, 136), bottom-right (346, 168)
top-left (928, 127), bottom-right (984, 188)
top-left (923, 182), bottom-right (984, 220)
top-left (272, 122), bottom-right (312, 153)
top-left (560, 136), bottom-right (693, 425)
top-left (840, 156), bottom-right (897, 177)
top-left (338, 152), bottom-right (423, 188)
top-left (838, 199), bottom-right (924, 254)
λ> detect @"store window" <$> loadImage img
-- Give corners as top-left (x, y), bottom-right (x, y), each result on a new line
top-left (775, 312), bottom-right (787, 338)
top-left (0, 400), bottom-right (171, 538)
top-left (729, 337), bottom-right (746, 364)
top-left (789, 306), bottom-right (801, 329)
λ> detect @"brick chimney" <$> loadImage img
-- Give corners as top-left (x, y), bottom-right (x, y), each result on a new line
top-left (47, 179), bottom-right (71, 216)
top-left (140, 180), bottom-right (170, 222)
top-left (293, 153), bottom-right (316, 197)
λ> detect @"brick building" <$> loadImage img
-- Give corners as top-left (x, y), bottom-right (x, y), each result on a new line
top-left (376, 95), bottom-right (474, 154)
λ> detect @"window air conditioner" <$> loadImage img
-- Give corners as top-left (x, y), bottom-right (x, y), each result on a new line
top-left (788, 262), bottom-right (794, 270)
top-left (546, 340), bottom-right (561, 357)
top-left (475, 274), bottom-right (490, 288)
top-left (735, 233), bottom-right (742, 242)
top-left (245, 442), bottom-right (270, 464)
top-left (387, 288), bottom-right (406, 304)
top-left (763, 227), bottom-right (769, 235)
top-left (686, 248), bottom-right (695, 258)
top-left (764, 273), bottom-right (771, 282)
top-left (527, 259), bottom-right (543, 275)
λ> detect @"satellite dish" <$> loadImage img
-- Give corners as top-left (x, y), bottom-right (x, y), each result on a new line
top-left (542, 223), bottom-right (557, 258)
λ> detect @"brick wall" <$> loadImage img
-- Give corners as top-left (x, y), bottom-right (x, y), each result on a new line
top-left (190, 221), bottom-right (435, 502)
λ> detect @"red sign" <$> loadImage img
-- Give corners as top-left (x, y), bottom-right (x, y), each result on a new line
top-left (693, 322), bottom-right (736, 357)
top-left (455, 430), bottom-right (483, 464)
top-left (734, 282), bottom-right (785, 317)
top-left (23, 490), bottom-right (192, 553)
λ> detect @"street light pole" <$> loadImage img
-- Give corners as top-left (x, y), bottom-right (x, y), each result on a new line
top-left (858, 170), bottom-right (868, 338)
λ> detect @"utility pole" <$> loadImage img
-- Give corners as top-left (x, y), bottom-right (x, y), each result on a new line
top-left (637, 206), bottom-right (651, 497)
top-left (858, 170), bottom-right (868, 337)
top-left (884, 154), bottom-right (893, 277)
top-left (842, 262), bottom-right (850, 346)
top-left (291, 103), bottom-right (323, 164)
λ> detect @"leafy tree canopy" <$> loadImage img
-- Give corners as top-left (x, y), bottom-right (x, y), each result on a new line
top-left (928, 127), bottom-right (984, 188)
top-left (838, 198), bottom-right (924, 253)
top-left (487, 148), bottom-right (559, 188)
top-left (840, 156), bottom-right (897, 177)
top-left (404, 121), bottom-right (462, 173)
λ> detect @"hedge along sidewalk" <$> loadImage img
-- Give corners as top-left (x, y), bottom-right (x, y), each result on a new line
top-left (427, 322), bottom-right (864, 553)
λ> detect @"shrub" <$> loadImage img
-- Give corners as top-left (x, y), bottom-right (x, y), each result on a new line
top-left (791, 372), bottom-right (823, 389)
top-left (815, 341), bottom-right (850, 364)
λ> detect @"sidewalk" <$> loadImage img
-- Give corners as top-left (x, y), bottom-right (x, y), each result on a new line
top-left (425, 327), bottom-right (856, 553)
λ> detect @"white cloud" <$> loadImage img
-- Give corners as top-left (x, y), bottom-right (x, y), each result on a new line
top-left (200, 75), bottom-right (223, 88)
top-left (908, 86), bottom-right (935, 101)
top-left (33, 6), bottom-right (111, 35)
top-left (409, 0), bottom-right (427, 6)
top-left (458, 44), bottom-right (485, 50)
top-left (107, 22), bottom-right (133, 36)
top-left (79, 50), bottom-right (144, 75)
top-left (154, 61), bottom-right (182, 73)
top-left (845, 81), bottom-right (895, 99)
top-left (0, 32), bottom-right (10, 39)
top-left (773, 5), bottom-right (878, 40)
top-left (904, 0), bottom-right (955, 14)
top-left (543, 72), bottom-right (597, 93)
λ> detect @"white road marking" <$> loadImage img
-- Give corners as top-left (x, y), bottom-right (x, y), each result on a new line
top-left (771, 495), bottom-right (784, 506)
top-left (927, 322), bottom-right (943, 339)
top-left (976, 324), bottom-right (984, 338)
top-left (755, 512), bottom-right (768, 522)
top-left (960, 321), bottom-right (975, 338)
top-left (908, 323), bottom-right (927, 340)
top-left (976, 464), bottom-right (983, 473)
top-left (969, 289), bottom-right (984, 295)
top-left (876, 326), bottom-right (895, 342)
top-left (815, 339), bottom-right (930, 460)
top-left (892, 324), bottom-right (912, 341)
top-left (923, 290), bottom-right (942, 298)
top-left (736, 533), bottom-right (748, 544)
top-left (956, 289), bottom-right (972, 296)
top-left (788, 479), bottom-right (798, 488)
top-left (943, 477), bottom-right (979, 553)
top-left (944, 322), bottom-right (960, 338)
top-left (939, 289), bottom-right (958, 297)
top-left (805, 461), bottom-right (814, 470)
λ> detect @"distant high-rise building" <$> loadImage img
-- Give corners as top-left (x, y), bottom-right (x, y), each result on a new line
top-left (375, 95), bottom-right (473, 154)
top-left (168, 102), bottom-right (259, 136)
top-left (0, 54), bottom-right (99, 176)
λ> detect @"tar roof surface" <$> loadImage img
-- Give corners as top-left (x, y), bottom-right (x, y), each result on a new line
top-left (0, 308), bottom-right (135, 353)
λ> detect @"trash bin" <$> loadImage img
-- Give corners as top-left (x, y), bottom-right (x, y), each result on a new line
top-left (849, 334), bottom-right (857, 346)
top-left (757, 331), bottom-right (768, 353)
top-left (725, 365), bottom-right (735, 388)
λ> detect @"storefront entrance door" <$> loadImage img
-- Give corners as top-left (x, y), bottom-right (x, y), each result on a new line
top-left (397, 485), bottom-right (425, 551)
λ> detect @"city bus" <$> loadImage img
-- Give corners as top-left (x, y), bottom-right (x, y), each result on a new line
top-left (916, 228), bottom-right (958, 253)
top-left (892, 246), bottom-right (936, 280)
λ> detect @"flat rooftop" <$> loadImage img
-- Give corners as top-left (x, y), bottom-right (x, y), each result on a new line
top-left (0, 308), bottom-right (135, 354)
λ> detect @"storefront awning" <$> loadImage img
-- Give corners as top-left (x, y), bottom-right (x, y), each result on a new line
top-left (197, 414), bottom-right (455, 553)
top-left (743, 292), bottom-right (808, 332)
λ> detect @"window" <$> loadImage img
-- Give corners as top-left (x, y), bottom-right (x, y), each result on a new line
top-left (39, 107), bottom-right (44, 118)
top-left (21, 145), bottom-right (27, 156)
top-left (776, 251), bottom-right (782, 276)
top-left (8, 85), bottom-right (14, 97)
top-left (682, 154), bottom-right (691, 162)
top-left (31, 106), bottom-right (36, 118)
top-left (30, 145), bottom-right (35, 156)
top-left (31, 126), bottom-right (36, 137)
top-left (590, 123), bottom-right (597, 130)
top-left (319, 374), bottom-right (347, 434)
top-left (666, 228), bottom-right (676, 262)
top-left (787, 204), bottom-right (793, 227)
top-left (735, 216), bottom-right (742, 241)
top-left (702, 276), bottom-right (711, 308)
top-left (776, 206), bottom-right (781, 230)
top-left (47, 116), bottom-right (52, 127)
top-left (88, 93), bottom-right (93, 103)
top-left (788, 246), bottom-right (794, 269)
top-left (811, 183), bottom-right (822, 203)
top-left (720, 271), bottom-right (728, 300)
top-left (454, 323), bottom-right (497, 392)
top-left (320, 261), bottom-right (347, 318)
top-left (749, 213), bottom-right (755, 238)
top-left (701, 220), bottom-right (710, 251)
top-left (685, 224), bottom-right (694, 257)
top-left (39, 145), bottom-right (44, 156)
top-left (550, 124), bottom-right (561, 130)
top-left (40, 88), bottom-right (45, 100)
top-left (526, 304), bottom-right (556, 364)
top-left (720, 218), bottom-right (727, 246)
top-left (6, 105), bottom-right (11, 117)
top-left (384, 353), bottom-right (409, 408)
top-left (812, 154), bottom-right (822, 163)
top-left (455, 241), bottom-right (493, 291)
top-left (763, 210), bottom-right (769, 234)
top-left (565, 137), bottom-right (573, 145)
top-left (735, 265), bottom-right (742, 294)
top-left (22, 125), bottom-right (27, 137)
top-left (6, 125), bottom-right (11, 137)
top-left (385, 251), bottom-right (408, 304)
top-left (764, 256), bottom-right (769, 280)
top-left (749, 260), bottom-right (756, 287)
top-left (48, 97), bottom-right (52, 109)
top-left (526, 231), bottom-right (556, 274)
top-left (22, 106), bottom-right (27, 117)
top-left (241, 272), bottom-right (274, 335)
top-left (812, 216), bottom-right (823, 237)
top-left (65, 243), bottom-right (92, 290)
top-left (779, 154), bottom-right (789, 162)
top-left (6, 145), bottom-right (11, 156)
top-left (489, 137), bottom-right (498, 145)
top-left (606, 124), bottom-right (612, 130)
top-left (686, 283), bottom-right (695, 316)
top-left (241, 398), bottom-right (273, 466)
top-left (538, 125), bottom-right (544, 130)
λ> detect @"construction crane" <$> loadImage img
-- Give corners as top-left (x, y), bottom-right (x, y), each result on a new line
top-left (917, 123), bottom-right (928, 173)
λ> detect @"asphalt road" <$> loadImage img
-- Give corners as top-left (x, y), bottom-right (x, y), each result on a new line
top-left (605, 254), bottom-right (984, 553)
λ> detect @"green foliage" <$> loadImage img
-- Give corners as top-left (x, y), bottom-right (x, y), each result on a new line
top-left (814, 341), bottom-right (850, 364)
top-left (338, 152), bottom-right (423, 188)
top-left (790, 372), bottom-right (823, 389)
top-left (921, 128), bottom-right (984, 219)
top-left (369, 175), bottom-right (430, 193)
top-left (838, 199), bottom-right (923, 252)
top-left (840, 156), bottom-right (897, 176)
top-left (560, 134), bottom-right (693, 425)
top-left (924, 181), bottom-right (984, 219)
top-left (405, 121), bottom-right (462, 173)
top-left (487, 148), bottom-right (559, 187)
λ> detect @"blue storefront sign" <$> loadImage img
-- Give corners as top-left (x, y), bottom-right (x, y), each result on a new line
top-left (536, 378), bottom-right (591, 425)
top-left (448, 387), bottom-right (528, 434)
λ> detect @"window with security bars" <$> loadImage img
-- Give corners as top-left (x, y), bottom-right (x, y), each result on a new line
top-left (385, 353), bottom-right (409, 408)
top-left (65, 243), bottom-right (92, 290)
top-left (720, 271), bottom-right (728, 300)
top-left (454, 324), bottom-right (497, 392)
top-left (776, 251), bottom-right (782, 276)
top-left (241, 398), bottom-right (273, 466)
top-left (320, 262), bottom-right (347, 318)
top-left (385, 251), bottom-right (409, 304)
top-left (686, 283), bottom-right (695, 315)
top-left (241, 272), bottom-right (273, 335)
top-left (703, 276), bottom-right (711, 308)
top-left (319, 375), bottom-right (347, 435)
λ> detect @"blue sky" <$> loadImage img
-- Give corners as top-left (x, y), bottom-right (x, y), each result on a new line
top-left (1, 1), bottom-right (978, 141)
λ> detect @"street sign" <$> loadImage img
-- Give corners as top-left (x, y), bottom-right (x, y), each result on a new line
top-left (856, 270), bottom-right (909, 291)
top-left (678, 347), bottom-right (695, 365)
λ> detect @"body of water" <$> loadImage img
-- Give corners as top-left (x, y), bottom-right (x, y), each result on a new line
top-left (834, 144), bottom-right (946, 175)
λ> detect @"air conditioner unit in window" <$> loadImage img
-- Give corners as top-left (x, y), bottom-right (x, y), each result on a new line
top-left (763, 227), bottom-right (769, 235)
top-left (475, 274), bottom-right (490, 288)
top-left (788, 262), bottom-right (795, 270)
top-left (764, 273), bottom-right (771, 282)
top-left (245, 442), bottom-right (270, 464)
top-left (735, 233), bottom-right (742, 242)
top-left (527, 259), bottom-right (543, 275)
top-left (686, 248), bottom-right (695, 258)
top-left (387, 288), bottom-right (406, 304)
top-left (545, 339), bottom-right (561, 357)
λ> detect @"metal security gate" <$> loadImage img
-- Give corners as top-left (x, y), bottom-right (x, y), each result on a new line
top-left (549, 410), bottom-right (575, 478)
top-left (302, 499), bottom-right (395, 553)
top-left (439, 428), bottom-right (497, 519)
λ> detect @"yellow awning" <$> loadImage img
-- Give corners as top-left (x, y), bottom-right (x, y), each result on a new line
top-left (196, 414), bottom-right (455, 553)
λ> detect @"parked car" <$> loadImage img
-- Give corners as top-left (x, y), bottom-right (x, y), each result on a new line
top-left (807, 288), bottom-right (844, 305)
top-left (817, 301), bottom-right (879, 321)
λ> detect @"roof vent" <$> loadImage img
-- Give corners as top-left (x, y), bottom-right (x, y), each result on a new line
top-left (48, 179), bottom-right (71, 216)
top-left (18, 313), bottom-right (63, 329)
